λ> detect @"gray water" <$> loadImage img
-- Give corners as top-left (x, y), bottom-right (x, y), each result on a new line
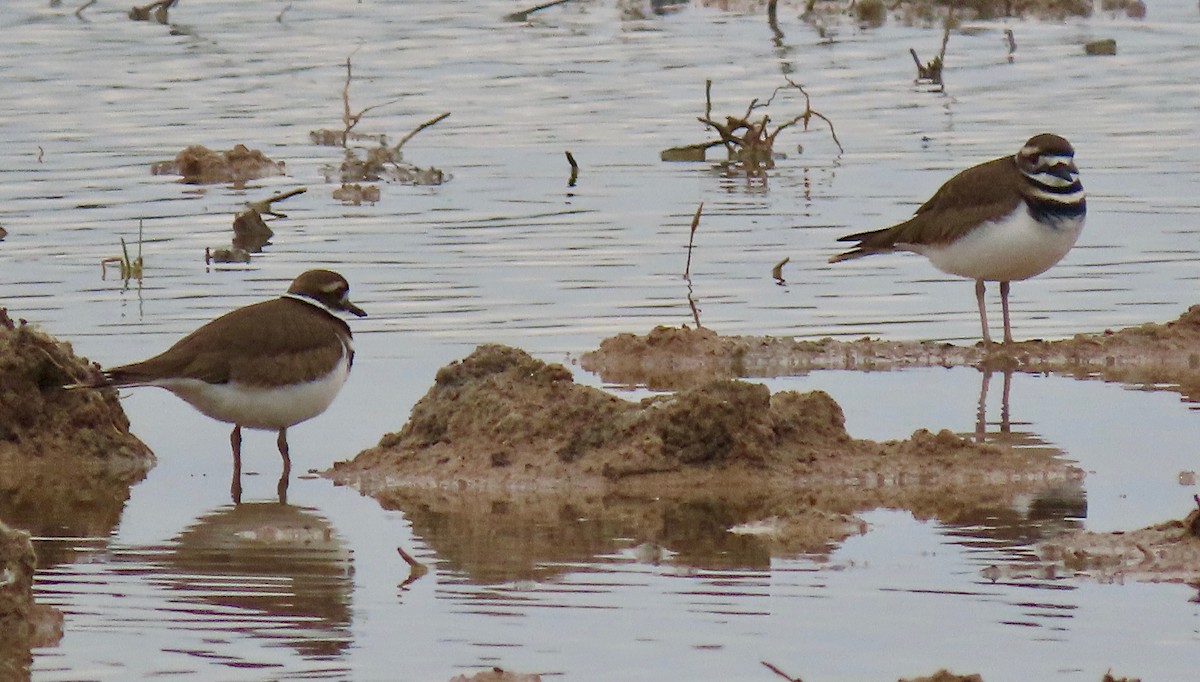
top-left (2, 0), bottom-right (1199, 680)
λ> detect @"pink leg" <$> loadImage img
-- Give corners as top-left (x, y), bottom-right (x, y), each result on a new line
top-left (1000, 280), bottom-right (1013, 344)
top-left (975, 279), bottom-right (991, 345)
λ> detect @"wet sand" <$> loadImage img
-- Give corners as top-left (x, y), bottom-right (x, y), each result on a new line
top-left (577, 305), bottom-right (1200, 395)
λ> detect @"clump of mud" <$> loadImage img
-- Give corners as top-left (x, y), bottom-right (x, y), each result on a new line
top-left (580, 306), bottom-right (1200, 395)
top-left (332, 344), bottom-right (1066, 490)
top-left (0, 309), bottom-right (153, 538)
top-left (1032, 505), bottom-right (1200, 584)
top-left (150, 144), bottom-right (286, 185)
top-left (899, 671), bottom-right (983, 682)
top-left (328, 344), bottom-right (1077, 556)
top-left (449, 668), bottom-right (540, 682)
top-left (321, 145), bottom-right (447, 186)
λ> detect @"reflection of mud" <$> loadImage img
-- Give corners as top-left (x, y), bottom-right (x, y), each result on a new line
top-left (162, 503), bottom-right (353, 658)
top-left (579, 306), bottom-right (1200, 397)
top-left (328, 345), bottom-right (1079, 567)
top-left (0, 310), bottom-right (153, 561)
top-left (371, 476), bottom-right (1084, 583)
top-left (1, 521), bottom-right (63, 679)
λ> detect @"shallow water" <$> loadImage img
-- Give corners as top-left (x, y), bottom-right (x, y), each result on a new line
top-left (2, 0), bottom-right (1200, 680)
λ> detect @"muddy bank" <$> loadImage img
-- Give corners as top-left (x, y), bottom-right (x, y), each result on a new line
top-left (1025, 505), bottom-right (1200, 585)
top-left (0, 309), bottom-right (153, 552)
top-left (328, 344), bottom-right (1078, 557)
top-left (578, 305), bottom-right (1200, 394)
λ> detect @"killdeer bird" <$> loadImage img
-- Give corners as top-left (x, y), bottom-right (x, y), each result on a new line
top-left (830, 133), bottom-right (1086, 344)
top-left (97, 269), bottom-right (366, 503)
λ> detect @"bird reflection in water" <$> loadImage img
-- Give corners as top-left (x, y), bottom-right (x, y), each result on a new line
top-left (162, 502), bottom-right (354, 660)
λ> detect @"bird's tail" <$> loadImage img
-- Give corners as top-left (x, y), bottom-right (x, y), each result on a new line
top-left (829, 226), bottom-right (896, 263)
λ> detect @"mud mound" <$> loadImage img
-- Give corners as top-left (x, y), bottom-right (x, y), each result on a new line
top-left (899, 671), bottom-right (983, 682)
top-left (150, 144), bottom-right (286, 185)
top-left (0, 309), bottom-right (153, 538)
top-left (0, 309), bottom-right (149, 462)
top-left (580, 305), bottom-right (1200, 394)
top-left (330, 344), bottom-right (1066, 493)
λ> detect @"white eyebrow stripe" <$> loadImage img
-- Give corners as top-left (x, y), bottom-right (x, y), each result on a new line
top-left (1036, 154), bottom-right (1075, 166)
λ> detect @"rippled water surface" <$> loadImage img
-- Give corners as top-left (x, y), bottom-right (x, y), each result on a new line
top-left (2, 0), bottom-right (1200, 680)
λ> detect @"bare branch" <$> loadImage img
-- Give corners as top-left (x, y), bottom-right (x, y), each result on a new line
top-left (393, 112), bottom-right (451, 152)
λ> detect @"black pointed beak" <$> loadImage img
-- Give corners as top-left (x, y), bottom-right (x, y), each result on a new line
top-left (1049, 162), bottom-right (1078, 182)
top-left (342, 299), bottom-right (367, 317)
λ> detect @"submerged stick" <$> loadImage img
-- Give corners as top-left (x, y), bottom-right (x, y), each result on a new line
top-left (397, 545), bottom-right (429, 590)
top-left (565, 151), bottom-right (579, 187)
top-left (771, 256), bottom-right (789, 284)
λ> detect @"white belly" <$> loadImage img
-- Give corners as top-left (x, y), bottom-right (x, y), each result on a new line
top-left (906, 209), bottom-right (1084, 282)
top-left (153, 356), bottom-right (351, 431)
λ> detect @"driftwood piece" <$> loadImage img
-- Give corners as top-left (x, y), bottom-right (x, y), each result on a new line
top-left (663, 78), bottom-right (842, 169)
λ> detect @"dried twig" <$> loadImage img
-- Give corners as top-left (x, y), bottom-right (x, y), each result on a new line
top-left (761, 661), bottom-right (804, 682)
top-left (684, 202), bottom-right (703, 280)
top-left (688, 78), bottom-right (843, 167)
top-left (778, 77), bottom-right (843, 153)
top-left (76, 0), bottom-right (97, 18)
top-left (341, 51), bottom-right (406, 148)
top-left (505, 0), bottom-right (574, 21)
top-left (245, 187), bottom-right (306, 218)
top-left (682, 203), bottom-right (706, 341)
top-left (393, 112), bottom-right (451, 152)
top-left (565, 151), bottom-right (579, 187)
top-left (772, 256), bottom-right (789, 284)
top-left (397, 546), bottom-right (429, 590)
top-left (910, 1), bottom-right (955, 90)
top-left (767, 0), bottom-right (783, 40)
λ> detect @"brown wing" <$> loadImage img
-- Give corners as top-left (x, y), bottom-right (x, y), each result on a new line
top-left (106, 298), bottom-right (352, 387)
top-left (831, 155), bottom-right (1024, 261)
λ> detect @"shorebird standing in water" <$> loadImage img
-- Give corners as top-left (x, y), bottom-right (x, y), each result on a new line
top-left (91, 269), bottom-right (366, 503)
top-left (830, 133), bottom-right (1086, 344)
